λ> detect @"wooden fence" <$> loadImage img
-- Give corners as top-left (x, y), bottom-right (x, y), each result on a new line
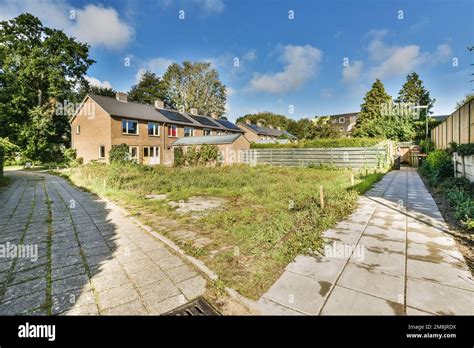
top-left (241, 145), bottom-right (392, 169)
top-left (431, 100), bottom-right (474, 149)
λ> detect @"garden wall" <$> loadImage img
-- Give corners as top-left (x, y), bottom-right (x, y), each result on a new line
top-left (241, 146), bottom-right (391, 169)
top-left (453, 153), bottom-right (474, 182)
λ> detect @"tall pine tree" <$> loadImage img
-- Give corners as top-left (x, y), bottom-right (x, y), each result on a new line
top-left (353, 79), bottom-right (392, 137)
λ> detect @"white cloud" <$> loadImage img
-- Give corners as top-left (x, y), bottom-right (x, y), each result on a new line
top-left (249, 44), bottom-right (322, 94)
top-left (135, 57), bottom-right (174, 83)
top-left (85, 76), bottom-right (112, 89)
top-left (342, 60), bottom-right (363, 84)
top-left (370, 45), bottom-right (421, 79)
top-left (242, 50), bottom-right (257, 62)
top-left (194, 0), bottom-right (225, 13)
top-left (0, 0), bottom-right (133, 50)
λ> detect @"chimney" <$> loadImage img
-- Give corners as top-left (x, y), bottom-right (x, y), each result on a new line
top-left (116, 92), bottom-right (128, 102)
top-left (245, 119), bottom-right (251, 125)
top-left (154, 100), bottom-right (164, 109)
top-left (257, 121), bottom-right (263, 127)
top-left (211, 112), bottom-right (219, 119)
top-left (277, 126), bottom-right (282, 131)
top-left (268, 125), bottom-right (274, 129)
top-left (190, 107), bottom-right (198, 115)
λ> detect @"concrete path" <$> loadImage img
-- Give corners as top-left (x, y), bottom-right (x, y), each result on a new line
top-left (258, 167), bottom-right (474, 315)
top-left (0, 170), bottom-right (206, 315)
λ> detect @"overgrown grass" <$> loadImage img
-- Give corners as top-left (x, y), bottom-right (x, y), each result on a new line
top-left (250, 137), bottom-right (385, 149)
top-left (64, 163), bottom-right (384, 299)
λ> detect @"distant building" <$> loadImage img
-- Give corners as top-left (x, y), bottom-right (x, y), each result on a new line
top-left (237, 119), bottom-right (296, 143)
top-left (431, 115), bottom-right (449, 123)
top-left (327, 112), bottom-right (359, 136)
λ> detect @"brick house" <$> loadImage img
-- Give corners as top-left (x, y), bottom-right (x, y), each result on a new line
top-left (70, 93), bottom-right (246, 165)
top-left (237, 119), bottom-right (296, 143)
top-left (328, 112), bottom-right (358, 136)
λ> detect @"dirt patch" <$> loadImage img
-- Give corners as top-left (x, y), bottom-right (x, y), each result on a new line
top-left (145, 194), bottom-right (168, 200)
top-left (168, 196), bottom-right (226, 217)
top-left (419, 173), bottom-right (474, 274)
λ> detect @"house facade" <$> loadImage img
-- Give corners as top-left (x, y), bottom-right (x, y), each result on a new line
top-left (328, 112), bottom-right (359, 136)
top-left (70, 93), bottom-right (245, 166)
top-left (237, 120), bottom-right (296, 143)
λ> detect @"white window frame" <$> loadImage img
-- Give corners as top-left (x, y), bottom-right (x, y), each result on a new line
top-left (129, 146), bottom-right (139, 162)
top-left (203, 128), bottom-right (212, 136)
top-left (168, 125), bottom-right (178, 138)
top-left (148, 122), bottom-right (160, 136)
top-left (339, 117), bottom-right (345, 124)
top-left (99, 145), bottom-right (105, 159)
top-left (331, 118), bottom-right (337, 124)
top-left (122, 119), bottom-right (139, 135)
top-left (184, 127), bottom-right (194, 137)
top-left (76, 125), bottom-right (80, 135)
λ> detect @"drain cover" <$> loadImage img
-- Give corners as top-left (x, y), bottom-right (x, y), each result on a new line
top-left (164, 297), bottom-right (220, 316)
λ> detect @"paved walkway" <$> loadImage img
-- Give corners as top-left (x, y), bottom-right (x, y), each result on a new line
top-left (0, 171), bottom-right (206, 315)
top-left (257, 167), bottom-right (474, 315)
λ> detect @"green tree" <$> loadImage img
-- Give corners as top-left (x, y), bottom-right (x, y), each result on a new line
top-left (128, 71), bottom-right (166, 105)
top-left (353, 79), bottom-right (392, 137)
top-left (0, 13), bottom-right (94, 158)
top-left (236, 112), bottom-right (290, 129)
top-left (78, 84), bottom-right (117, 100)
top-left (455, 93), bottom-right (474, 109)
top-left (162, 61), bottom-right (226, 116)
top-left (396, 72), bottom-right (435, 141)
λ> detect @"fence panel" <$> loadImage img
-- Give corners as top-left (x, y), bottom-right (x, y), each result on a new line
top-left (241, 146), bottom-right (390, 169)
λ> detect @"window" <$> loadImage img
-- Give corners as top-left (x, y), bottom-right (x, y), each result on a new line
top-left (129, 146), bottom-right (138, 161)
top-left (184, 127), bottom-right (194, 137)
top-left (203, 128), bottom-right (212, 136)
top-left (76, 125), bottom-right (80, 135)
top-left (148, 122), bottom-right (160, 136)
top-left (339, 117), bottom-right (345, 124)
top-left (144, 147), bottom-right (149, 157)
top-left (168, 125), bottom-right (177, 137)
top-left (122, 119), bottom-right (138, 135)
top-left (331, 118), bottom-right (337, 124)
top-left (99, 145), bottom-right (105, 159)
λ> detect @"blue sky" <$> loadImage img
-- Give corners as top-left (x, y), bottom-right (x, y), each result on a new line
top-left (1, 0), bottom-right (473, 121)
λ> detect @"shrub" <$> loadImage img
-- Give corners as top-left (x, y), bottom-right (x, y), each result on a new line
top-left (173, 146), bottom-right (185, 167)
top-left (174, 145), bottom-right (220, 166)
top-left (419, 149), bottom-right (452, 186)
top-left (109, 144), bottom-right (130, 164)
top-left (439, 177), bottom-right (474, 229)
top-left (63, 148), bottom-right (77, 164)
top-left (0, 143), bottom-right (4, 177)
top-left (455, 143), bottom-right (474, 156)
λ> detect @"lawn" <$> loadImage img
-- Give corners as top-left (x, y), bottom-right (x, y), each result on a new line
top-left (65, 163), bottom-right (383, 299)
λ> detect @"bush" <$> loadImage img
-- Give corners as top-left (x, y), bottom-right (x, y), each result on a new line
top-left (250, 137), bottom-right (384, 149)
top-left (63, 148), bottom-right (77, 164)
top-left (0, 143), bottom-right (4, 177)
top-left (174, 145), bottom-right (220, 166)
top-left (439, 177), bottom-right (474, 229)
top-left (455, 143), bottom-right (474, 156)
top-left (109, 144), bottom-right (130, 164)
top-left (419, 149), bottom-right (452, 186)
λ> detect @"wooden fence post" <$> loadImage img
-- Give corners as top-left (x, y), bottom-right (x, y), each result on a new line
top-left (319, 185), bottom-right (325, 210)
top-left (350, 173), bottom-right (355, 186)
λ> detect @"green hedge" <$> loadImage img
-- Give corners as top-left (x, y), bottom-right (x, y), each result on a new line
top-left (419, 149), bottom-right (452, 186)
top-left (455, 144), bottom-right (474, 156)
top-left (250, 137), bottom-right (384, 149)
top-left (0, 144), bottom-right (4, 177)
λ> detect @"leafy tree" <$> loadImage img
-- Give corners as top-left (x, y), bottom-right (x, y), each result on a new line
top-left (128, 71), bottom-right (166, 105)
top-left (353, 115), bottom-right (415, 141)
top-left (78, 84), bottom-right (117, 100)
top-left (0, 13), bottom-right (94, 159)
top-left (311, 116), bottom-right (342, 138)
top-left (236, 112), bottom-right (290, 129)
top-left (162, 61), bottom-right (226, 116)
top-left (19, 99), bottom-right (61, 163)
